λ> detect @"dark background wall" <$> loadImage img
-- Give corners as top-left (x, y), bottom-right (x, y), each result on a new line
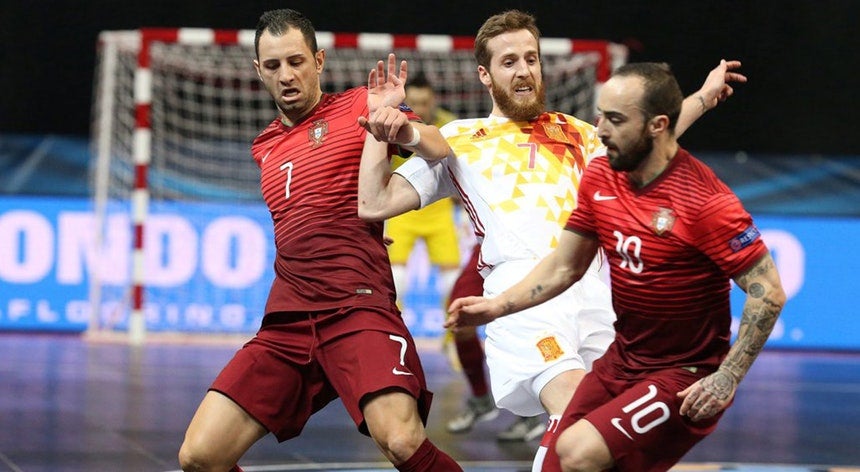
top-left (1, 0), bottom-right (857, 155)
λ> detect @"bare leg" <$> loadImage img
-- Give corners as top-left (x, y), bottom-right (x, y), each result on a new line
top-left (556, 419), bottom-right (613, 472)
top-left (178, 391), bottom-right (267, 472)
top-left (540, 369), bottom-right (585, 416)
top-left (362, 390), bottom-right (427, 465)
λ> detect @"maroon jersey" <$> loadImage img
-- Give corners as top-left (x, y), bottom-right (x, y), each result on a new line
top-left (252, 87), bottom-right (414, 314)
top-left (565, 148), bottom-right (769, 377)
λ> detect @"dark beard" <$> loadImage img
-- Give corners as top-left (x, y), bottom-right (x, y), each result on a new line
top-left (491, 77), bottom-right (546, 121)
top-left (608, 126), bottom-right (653, 172)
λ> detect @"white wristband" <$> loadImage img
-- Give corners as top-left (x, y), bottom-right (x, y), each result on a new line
top-left (404, 125), bottom-right (421, 147)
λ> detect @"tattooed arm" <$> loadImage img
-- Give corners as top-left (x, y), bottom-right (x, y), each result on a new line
top-left (445, 229), bottom-right (600, 328)
top-left (678, 253), bottom-right (787, 421)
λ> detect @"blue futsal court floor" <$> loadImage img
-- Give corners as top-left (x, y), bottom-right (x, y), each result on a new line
top-left (1, 333), bottom-right (858, 472)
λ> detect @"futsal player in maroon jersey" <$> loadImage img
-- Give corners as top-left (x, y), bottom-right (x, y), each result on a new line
top-left (178, 9), bottom-right (460, 472)
top-left (445, 62), bottom-right (786, 471)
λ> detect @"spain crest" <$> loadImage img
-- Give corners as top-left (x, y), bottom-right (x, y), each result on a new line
top-left (651, 207), bottom-right (676, 236)
top-left (542, 122), bottom-right (570, 144)
top-left (536, 335), bottom-right (564, 362)
top-left (308, 119), bottom-right (328, 147)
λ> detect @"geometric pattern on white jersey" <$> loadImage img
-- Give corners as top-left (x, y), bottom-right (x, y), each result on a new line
top-left (436, 112), bottom-right (605, 276)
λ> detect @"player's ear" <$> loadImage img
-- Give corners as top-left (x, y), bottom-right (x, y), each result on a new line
top-left (315, 49), bottom-right (326, 74)
top-left (253, 59), bottom-right (263, 81)
top-left (650, 114), bottom-right (670, 136)
top-left (478, 65), bottom-right (492, 87)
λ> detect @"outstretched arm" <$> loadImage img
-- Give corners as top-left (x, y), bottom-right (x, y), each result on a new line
top-left (360, 53), bottom-right (449, 160)
top-left (445, 229), bottom-right (600, 328)
top-left (358, 131), bottom-right (421, 222)
top-left (678, 253), bottom-right (786, 421)
top-left (676, 59), bottom-right (747, 137)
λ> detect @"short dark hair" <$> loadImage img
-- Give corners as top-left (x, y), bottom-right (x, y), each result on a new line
top-left (612, 62), bottom-right (684, 131)
top-left (254, 9), bottom-right (318, 59)
top-left (474, 10), bottom-right (541, 70)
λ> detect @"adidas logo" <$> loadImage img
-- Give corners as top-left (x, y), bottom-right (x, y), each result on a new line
top-left (470, 128), bottom-right (488, 140)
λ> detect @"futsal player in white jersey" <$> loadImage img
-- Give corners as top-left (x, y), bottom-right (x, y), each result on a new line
top-left (358, 10), bottom-right (745, 470)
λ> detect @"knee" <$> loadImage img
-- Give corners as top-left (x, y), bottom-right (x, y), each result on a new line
top-left (178, 439), bottom-right (221, 472)
top-left (363, 391), bottom-right (427, 464)
top-left (178, 441), bottom-right (203, 472)
top-left (555, 430), bottom-right (604, 472)
top-left (372, 426), bottom-right (425, 464)
top-left (558, 452), bottom-right (598, 472)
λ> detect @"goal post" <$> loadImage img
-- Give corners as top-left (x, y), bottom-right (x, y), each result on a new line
top-left (88, 28), bottom-right (627, 344)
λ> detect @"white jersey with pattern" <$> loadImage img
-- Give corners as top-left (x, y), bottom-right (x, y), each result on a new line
top-left (395, 112), bottom-right (605, 286)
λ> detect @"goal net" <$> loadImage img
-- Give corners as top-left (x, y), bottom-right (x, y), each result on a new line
top-left (88, 28), bottom-right (627, 343)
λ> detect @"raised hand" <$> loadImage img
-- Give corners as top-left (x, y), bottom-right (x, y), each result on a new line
top-left (698, 59), bottom-right (747, 110)
top-left (359, 53), bottom-right (415, 144)
top-left (367, 53), bottom-right (407, 114)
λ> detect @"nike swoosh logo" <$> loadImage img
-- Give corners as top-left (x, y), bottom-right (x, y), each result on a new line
top-left (610, 417), bottom-right (633, 440)
top-left (392, 367), bottom-right (414, 376)
top-left (261, 149), bottom-right (273, 163)
top-left (594, 191), bottom-right (617, 201)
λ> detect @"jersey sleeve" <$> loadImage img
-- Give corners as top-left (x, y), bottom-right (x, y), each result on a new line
top-left (693, 192), bottom-right (769, 278)
top-left (394, 156), bottom-right (457, 208)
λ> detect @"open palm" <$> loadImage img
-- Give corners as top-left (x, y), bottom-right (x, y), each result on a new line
top-left (367, 53), bottom-right (408, 114)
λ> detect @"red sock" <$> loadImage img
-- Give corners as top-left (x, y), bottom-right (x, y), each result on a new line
top-left (396, 438), bottom-right (462, 472)
top-left (455, 334), bottom-right (489, 397)
top-left (539, 416), bottom-right (563, 472)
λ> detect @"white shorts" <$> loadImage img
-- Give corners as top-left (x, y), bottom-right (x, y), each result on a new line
top-left (482, 260), bottom-right (616, 416)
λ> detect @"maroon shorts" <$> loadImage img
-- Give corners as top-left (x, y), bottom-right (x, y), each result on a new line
top-left (210, 306), bottom-right (433, 442)
top-left (565, 367), bottom-right (723, 471)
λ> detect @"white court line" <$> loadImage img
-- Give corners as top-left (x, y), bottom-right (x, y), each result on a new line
top-left (161, 461), bottom-right (860, 472)
top-left (0, 452), bottom-right (24, 472)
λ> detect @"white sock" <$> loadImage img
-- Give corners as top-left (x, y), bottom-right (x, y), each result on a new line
top-left (532, 414), bottom-right (561, 472)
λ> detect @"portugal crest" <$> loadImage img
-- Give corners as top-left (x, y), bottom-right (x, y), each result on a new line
top-left (308, 119), bottom-right (328, 147)
top-left (651, 207), bottom-right (676, 236)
